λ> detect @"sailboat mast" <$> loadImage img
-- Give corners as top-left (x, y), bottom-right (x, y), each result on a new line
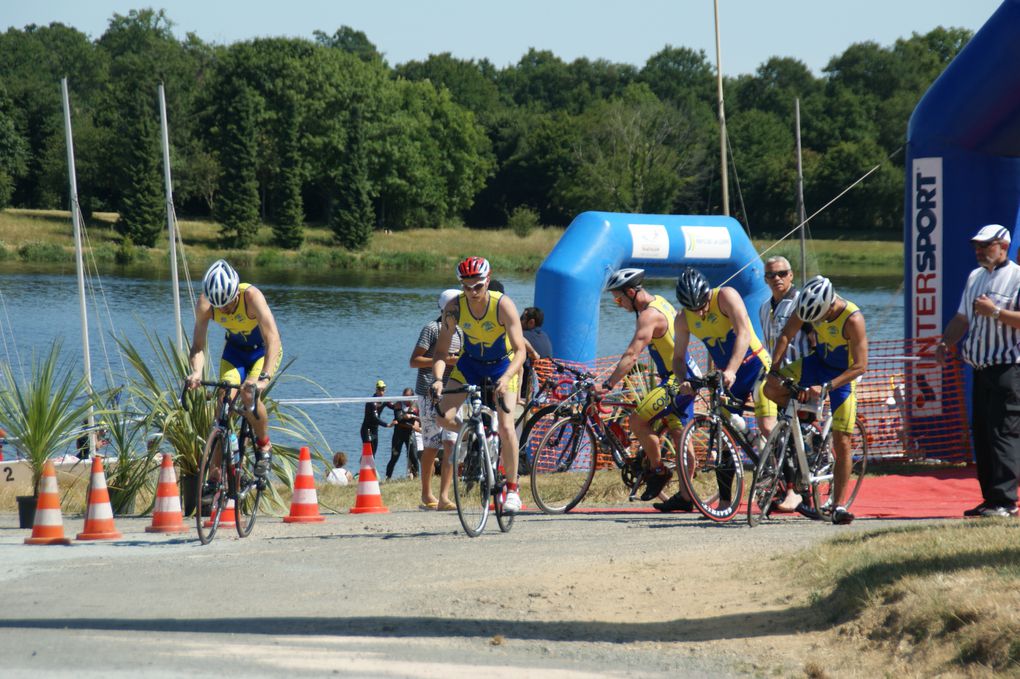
top-left (61, 77), bottom-right (94, 446)
top-left (158, 82), bottom-right (184, 353)
top-left (795, 97), bottom-right (807, 287)
top-left (713, 0), bottom-right (730, 216)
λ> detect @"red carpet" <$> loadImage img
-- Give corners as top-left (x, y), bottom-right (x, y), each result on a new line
top-left (569, 467), bottom-right (988, 520)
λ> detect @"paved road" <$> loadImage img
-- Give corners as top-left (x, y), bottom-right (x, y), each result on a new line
top-left (0, 508), bottom-right (923, 677)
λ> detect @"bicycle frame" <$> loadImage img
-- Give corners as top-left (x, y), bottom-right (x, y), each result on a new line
top-left (776, 380), bottom-right (832, 493)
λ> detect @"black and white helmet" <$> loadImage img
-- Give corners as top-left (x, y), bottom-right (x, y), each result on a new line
top-left (605, 268), bottom-right (645, 291)
top-left (675, 267), bottom-right (712, 310)
top-left (797, 275), bottom-right (835, 323)
top-left (203, 259), bottom-right (240, 308)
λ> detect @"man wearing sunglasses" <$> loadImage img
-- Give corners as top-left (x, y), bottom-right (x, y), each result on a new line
top-left (431, 257), bottom-right (528, 514)
top-left (759, 257), bottom-right (815, 511)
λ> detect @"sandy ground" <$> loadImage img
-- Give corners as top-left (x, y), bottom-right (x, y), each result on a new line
top-left (0, 507), bottom-right (926, 677)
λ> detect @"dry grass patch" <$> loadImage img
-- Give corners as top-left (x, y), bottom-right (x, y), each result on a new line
top-left (801, 521), bottom-right (1020, 675)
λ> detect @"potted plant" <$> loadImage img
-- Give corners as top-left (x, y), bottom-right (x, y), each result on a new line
top-left (0, 342), bottom-right (97, 528)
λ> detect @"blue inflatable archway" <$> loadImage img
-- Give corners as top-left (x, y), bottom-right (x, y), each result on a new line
top-left (905, 0), bottom-right (1020, 446)
top-left (535, 211), bottom-right (769, 364)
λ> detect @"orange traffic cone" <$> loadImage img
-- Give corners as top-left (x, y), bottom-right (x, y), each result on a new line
top-left (204, 498), bottom-right (236, 528)
top-left (76, 456), bottom-right (123, 540)
top-left (284, 446), bottom-right (325, 523)
top-left (146, 453), bottom-right (189, 533)
top-left (25, 460), bottom-right (72, 545)
top-left (350, 442), bottom-right (389, 514)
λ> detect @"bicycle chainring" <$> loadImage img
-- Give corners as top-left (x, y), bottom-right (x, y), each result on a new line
top-left (620, 459), bottom-right (642, 488)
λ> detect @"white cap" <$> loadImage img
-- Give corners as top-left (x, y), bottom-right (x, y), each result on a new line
top-left (438, 288), bottom-right (460, 311)
top-left (971, 224), bottom-right (1010, 243)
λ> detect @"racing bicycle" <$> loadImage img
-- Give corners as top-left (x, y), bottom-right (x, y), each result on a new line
top-left (748, 376), bottom-right (869, 526)
top-left (529, 372), bottom-right (679, 514)
top-left (185, 380), bottom-right (267, 545)
top-left (445, 381), bottom-right (515, 537)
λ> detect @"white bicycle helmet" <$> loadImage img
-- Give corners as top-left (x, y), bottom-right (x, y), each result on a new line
top-left (203, 259), bottom-right (240, 308)
top-left (797, 275), bottom-right (835, 323)
top-left (437, 288), bottom-right (460, 311)
top-left (605, 268), bottom-right (645, 291)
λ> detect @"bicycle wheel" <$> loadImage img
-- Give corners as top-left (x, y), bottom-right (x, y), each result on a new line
top-left (812, 417), bottom-right (869, 512)
top-left (234, 425), bottom-right (264, 538)
top-left (530, 416), bottom-right (597, 514)
top-left (453, 424), bottom-right (490, 537)
top-left (196, 428), bottom-right (228, 545)
top-left (748, 422), bottom-right (789, 527)
top-left (677, 414), bottom-right (744, 522)
top-left (517, 403), bottom-right (561, 476)
top-left (494, 477), bottom-right (515, 533)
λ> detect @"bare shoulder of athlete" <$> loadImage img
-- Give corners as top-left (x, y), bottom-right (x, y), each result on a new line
top-left (717, 286), bottom-right (746, 316)
top-left (496, 293), bottom-right (520, 323)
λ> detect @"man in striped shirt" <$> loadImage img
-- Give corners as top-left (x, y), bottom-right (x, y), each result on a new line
top-left (937, 224), bottom-right (1020, 519)
top-left (758, 256), bottom-right (814, 511)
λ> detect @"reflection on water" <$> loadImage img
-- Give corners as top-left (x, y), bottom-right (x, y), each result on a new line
top-left (0, 267), bottom-right (905, 474)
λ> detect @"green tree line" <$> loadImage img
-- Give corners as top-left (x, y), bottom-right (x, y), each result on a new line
top-left (0, 9), bottom-right (972, 250)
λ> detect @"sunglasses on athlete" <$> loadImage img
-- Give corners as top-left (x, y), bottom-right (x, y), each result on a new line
top-left (764, 270), bottom-right (790, 279)
top-left (462, 280), bottom-right (487, 292)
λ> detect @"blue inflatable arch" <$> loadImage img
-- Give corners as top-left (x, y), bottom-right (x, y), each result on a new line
top-left (534, 211), bottom-right (770, 364)
top-left (905, 0), bottom-right (1020, 440)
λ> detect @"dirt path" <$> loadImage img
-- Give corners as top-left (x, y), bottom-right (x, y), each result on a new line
top-left (0, 509), bottom-right (921, 677)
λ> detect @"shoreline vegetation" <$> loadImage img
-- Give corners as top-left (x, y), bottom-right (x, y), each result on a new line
top-left (0, 208), bottom-right (904, 277)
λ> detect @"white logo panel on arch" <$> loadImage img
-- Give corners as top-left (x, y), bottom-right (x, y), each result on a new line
top-left (681, 225), bottom-right (732, 260)
top-left (628, 223), bottom-right (669, 260)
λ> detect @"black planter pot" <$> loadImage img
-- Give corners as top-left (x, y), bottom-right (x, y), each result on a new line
top-left (180, 474), bottom-right (198, 517)
top-left (16, 495), bottom-right (37, 529)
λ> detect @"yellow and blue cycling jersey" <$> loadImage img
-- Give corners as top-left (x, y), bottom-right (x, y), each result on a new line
top-left (212, 283), bottom-right (282, 383)
top-left (682, 288), bottom-right (774, 417)
top-left (450, 291), bottom-right (518, 392)
top-left (645, 295), bottom-right (677, 379)
top-left (775, 299), bottom-right (861, 433)
top-left (213, 283), bottom-right (264, 350)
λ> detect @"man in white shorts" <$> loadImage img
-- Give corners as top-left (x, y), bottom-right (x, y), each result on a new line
top-left (410, 289), bottom-right (463, 510)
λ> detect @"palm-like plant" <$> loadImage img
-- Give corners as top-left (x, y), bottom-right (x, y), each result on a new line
top-left (116, 329), bottom-right (330, 513)
top-left (0, 341), bottom-right (98, 495)
top-left (99, 387), bottom-right (161, 514)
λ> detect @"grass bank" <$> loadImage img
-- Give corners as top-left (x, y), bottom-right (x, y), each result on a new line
top-left (0, 208), bottom-right (904, 276)
top-left (801, 521), bottom-right (1020, 675)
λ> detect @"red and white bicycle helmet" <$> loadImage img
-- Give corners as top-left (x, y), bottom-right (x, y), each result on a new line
top-left (457, 256), bottom-right (491, 280)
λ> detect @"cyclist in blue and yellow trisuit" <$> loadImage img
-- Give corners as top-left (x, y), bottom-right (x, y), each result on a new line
top-left (596, 268), bottom-right (702, 511)
top-left (185, 259), bottom-right (282, 478)
top-left (431, 257), bottom-right (528, 513)
top-left (764, 275), bottom-right (868, 526)
top-left (662, 267), bottom-right (777, 509)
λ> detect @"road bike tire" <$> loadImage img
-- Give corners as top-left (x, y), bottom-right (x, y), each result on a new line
top-left (453, 425), bottom-right (490, 537)
top-left (748, 422), bottom-right (789, 527)
top-left (234, 425), bottom-right (264, 538)
top-left (196, 429), bottom-right (228, 545)
top-left (812, 417), bottom-right (869, 513)
top-left (517, 403), bottom-right (561, 476)
top-left (530, 416), bottom-right (597, 514)
top-left (677, 414), bottom-right (744, 522)
top-left (494, 478), bottom-right (515, 533)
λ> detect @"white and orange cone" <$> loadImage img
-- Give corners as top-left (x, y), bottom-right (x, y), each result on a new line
top-left (76, 456), bottom-right (123, 540)
top-left (350, 442), bottom-right (389, 514)
top-left (25, 460), bottom-right (72, 546)
top-left (145, 453), bottom-right (189, 533)
top-left (204, 498), bottom-right (236, 528)
top-left (284, 446), bottom-right (325, 523)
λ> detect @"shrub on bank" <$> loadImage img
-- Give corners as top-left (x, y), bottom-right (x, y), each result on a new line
top-left (508, 206), bottom-right (540, 238)
top-left (18, 241), bottom-right (66, 262)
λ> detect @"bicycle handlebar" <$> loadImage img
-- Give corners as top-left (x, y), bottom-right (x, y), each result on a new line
top-left (180, 379), bottom-right (262, 420)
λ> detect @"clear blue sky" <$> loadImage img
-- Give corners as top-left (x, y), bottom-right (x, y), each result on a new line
top-left (3, 1), bottom-right (1006, 76)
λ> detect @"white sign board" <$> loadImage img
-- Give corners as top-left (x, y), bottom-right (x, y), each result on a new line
top-left (628, 223), bottom-right (669, 260)
top-left (681, 225), bottom-right (732, 260)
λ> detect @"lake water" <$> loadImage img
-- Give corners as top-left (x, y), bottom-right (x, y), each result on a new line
top-left (0, 266), bottom-right (904, 475)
